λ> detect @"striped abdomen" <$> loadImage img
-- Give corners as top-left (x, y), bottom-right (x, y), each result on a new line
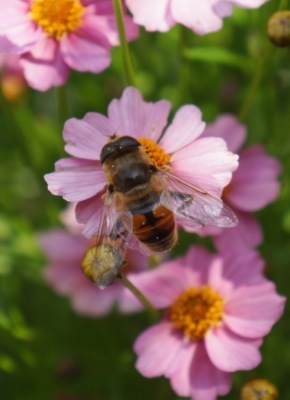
top-left (132, 203), bottom-right (177, 252)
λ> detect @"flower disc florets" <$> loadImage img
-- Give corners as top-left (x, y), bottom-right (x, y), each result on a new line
top-left (0, 1), bottom-right (138, 91)
top-left (30, 0), bottom-right (84, 40)
top-left (132, 246), bottom-right (285, 400)
top-left (169, 286), bottom-right (223, 340)
top-left (138, 137), bottom-right (171, 167)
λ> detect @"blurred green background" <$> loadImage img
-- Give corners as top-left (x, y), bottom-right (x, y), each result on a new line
top-left (1, 1), bottom-right (290, 399)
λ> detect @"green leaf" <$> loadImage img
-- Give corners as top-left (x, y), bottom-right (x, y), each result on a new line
top-left (184, 46), bottom-right (254, 72)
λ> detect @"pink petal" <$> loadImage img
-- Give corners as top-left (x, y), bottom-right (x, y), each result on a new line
top-left (208, 250), bottom-right (265, 298)
top-left (54, 157), bottom-right (94, 171)
top-left (60, 28), bottom-right (111, 73)
top-left (63, 117), bottom-right (114, 160)
top-left (160, 105), bottom-right (205, 154)
top-left (75, 194), bottom-right (106, 238)
top-left (134, 322), bottom-right (183, 377)
top-left (44, 163), bottom-right (106, 202)
top-left (20, 36), bottom-right (69, 91)
top-left (229, 0), bottom-right (269, 7)
top-left (213, 211), bottom-right (263, 251)
top-left (38, 230), bottom-right (86, 263)
top-left (108, 87), bottom-right (171, 141)
top-left (71, 283), bottom-right (120, 316)
top-left (224, 282), bottom-right (285, 338)
top-left (117, 253), bottom-right (151, 313)
top-left (121, 260), bottom-right (186, 310)
top-left (39, 229), bottom-right (89, 295)
top-left (126, 234), bottom-right (154, 257)
top-left (78, 192), bottom-right (132, 241)
top-left (183, 246), bottom-right (216, 287)
top-left (44, 262), bottom-right (86, 296)
top-left (84, 14), bottom-right (138, 46)
top-left (75, 193), bottom-right (104, 224)
top-left (213, 1), bottom-right (233, 18)
top-left (126, 0), bottom-right (174, 32)
top-left (171, 0), bottom-right (223, 34)
top-left (226, 145), bottom-right (281, 212)
top-left (79, 1), bottom-right (138, 44)
top-left (189, 342), bottom-right (232, 400)
top-left (125, 248), bottom-right (149, 273)
top-left (166, 340), bottom-right (196, 397)
top-left (202, 114), bottom-right (246, 153)
top-left (83, 111), bottom-right (116, 134)
top-left (172, 137), bottom-right (239, 197)
top-left (60, 204), bottom-right (82, 234)
top-left (205, 326), bottom-right (261, 372)
top-left (0, 35), bottom-right (25, 53)
top-left (0, 1), bottom-right (40, 52)
top-left (188, 223), bottom-right (222, 238)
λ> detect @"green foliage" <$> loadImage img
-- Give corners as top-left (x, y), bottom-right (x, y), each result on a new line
top-left (1, 1), bottom-right (290, 399)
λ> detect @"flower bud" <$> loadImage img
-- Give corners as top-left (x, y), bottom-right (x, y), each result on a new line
top-left (267, 11), bottom-right (290, 47)
top-left (1, 73), bottom-right (26, 102)
top-left (240, 378), bottom-right (278, 400)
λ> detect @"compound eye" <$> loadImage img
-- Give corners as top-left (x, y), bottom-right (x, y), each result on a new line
top-left (118, 136), bottom-right (140, 148)
top-left (100, 136), bottom-right (140, 164)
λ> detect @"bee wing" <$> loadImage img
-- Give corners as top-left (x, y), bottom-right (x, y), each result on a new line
top-left (84, 192), bottom-right (133, 288)
top-left (159, 169), bottom-right (238, 229)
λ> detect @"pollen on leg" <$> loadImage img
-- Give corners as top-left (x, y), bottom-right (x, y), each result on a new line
top-left (137, 137), bottom-right (171, 168)
top-left (30, 0), bottom-right (84, 40)
top-left (169, 286), bottom-right (224, 341)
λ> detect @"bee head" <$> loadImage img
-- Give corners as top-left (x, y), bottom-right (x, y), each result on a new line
top-left (100, 136), bottom-right (141, 164)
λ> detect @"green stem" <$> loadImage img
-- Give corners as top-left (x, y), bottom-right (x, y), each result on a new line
top-left (239, 0), bottom-right (288, 120)
top-left (55, 85), bottom-right (68, 126)
top-left (179, 26), bottom-right (191, 103)
top-left (117, 273), bottom-right (159, 321)
top-left (0, 89), bottom-right (35, 169)
top-left (112, 0), bottom-right (136, 86)
top-left (238, 44), bottom-right (272, 121)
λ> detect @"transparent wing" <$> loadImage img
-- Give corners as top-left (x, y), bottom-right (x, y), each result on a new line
top-left (159, 169), bottom-right (238, 229)
top-left (81, 191), bottom-right (133, 288)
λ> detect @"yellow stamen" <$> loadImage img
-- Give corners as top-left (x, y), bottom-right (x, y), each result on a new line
top-left (138, 137), bottom-right (171, 168)
top-left (30, 0), bottom-right (84, 40)
top-left (169, 286), bottom-right (223, 341)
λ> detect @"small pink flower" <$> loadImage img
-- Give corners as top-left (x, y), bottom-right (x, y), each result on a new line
top-left (125, 0), bottom-right (269, 35)
top-left (39, 207), bottom-right (149, 317)
top-left (45, 87), bottom-right (238, 245)
top-left (0, 0), bottom-right (138, 91)
top-left (201, 114), bottom-right (281, 251)
top-left (0, 53), bottom-right (26, 100)
top-left (130, 246), bottom-right (285, 400)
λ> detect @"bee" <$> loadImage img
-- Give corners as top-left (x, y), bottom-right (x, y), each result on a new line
top-left (81, 135), bottom-right (238, 287)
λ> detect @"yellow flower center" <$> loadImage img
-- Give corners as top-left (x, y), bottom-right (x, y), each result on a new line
top-left (138, 137), bottom-right (171, 168)
top-left (30, 0), bottom-right (84, 40)
top-left (169, 286), bottom-right (223, 341)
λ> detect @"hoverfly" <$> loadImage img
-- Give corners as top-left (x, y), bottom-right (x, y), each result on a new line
top-left (81, 135), bottom-right (237, 287)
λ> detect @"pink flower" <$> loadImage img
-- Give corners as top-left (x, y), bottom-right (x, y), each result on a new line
top-left (130, 246), bottom-right (285, 400)
top-left (0, 53), bottom-right (26, 100)
top-left (0, 0), bottom-right (138, 91)
top-left (39, 206), bottom-right (149, 317)
top-left (201, 115), bottom-right (281, 251)
top-left (125, 0), bottom-right (269, 35)
top-left (45, 87), bottom-right (238, 245)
